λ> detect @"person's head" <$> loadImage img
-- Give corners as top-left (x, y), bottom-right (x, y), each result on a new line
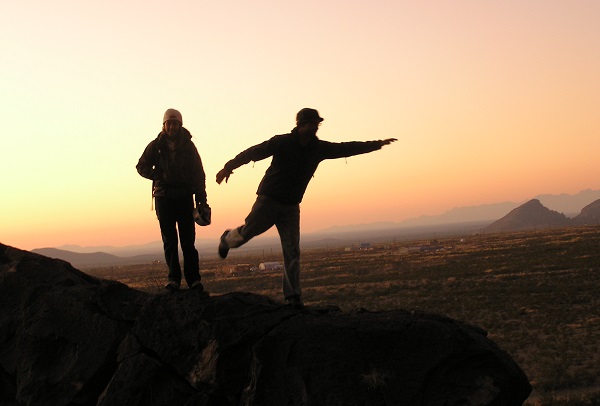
top-left (296, 108), bottom-right (323, 136)
top-left (162, 108), bottom-right (183, 137)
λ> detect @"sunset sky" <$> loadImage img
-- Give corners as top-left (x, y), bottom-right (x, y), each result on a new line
top-left (2, 1), bottom-right (599, 251)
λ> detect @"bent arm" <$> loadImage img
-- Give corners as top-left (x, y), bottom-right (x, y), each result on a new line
top-left (136, 141), bottom-right (159, 180)
top-left (193, 150), bottom-right (208, 204)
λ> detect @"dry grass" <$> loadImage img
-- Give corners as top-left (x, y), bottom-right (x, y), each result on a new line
top-left (86, 226), bottom-right (600, 405)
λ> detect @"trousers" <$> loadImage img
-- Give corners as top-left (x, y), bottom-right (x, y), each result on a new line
top-left (225, 195), bottom-right (301, 299)
top-left (155, 195), bottom-right (201, 287)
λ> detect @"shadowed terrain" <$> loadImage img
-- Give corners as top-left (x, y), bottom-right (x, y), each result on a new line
top-left (0, 242), bottom-right (532, 405)
top-left (87, 226), bottom-right (600, 404)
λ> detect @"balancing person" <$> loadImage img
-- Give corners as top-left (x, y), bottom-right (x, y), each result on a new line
top-left (215, 108), bottom-right (396, 308)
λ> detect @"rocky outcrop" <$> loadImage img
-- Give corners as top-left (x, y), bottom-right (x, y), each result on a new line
top-left (0, 244), bottom-right (149, 406)
top-left (483, 199), bottom-right (572, 233)
top-left (0, 243), bottom-right (531, 405)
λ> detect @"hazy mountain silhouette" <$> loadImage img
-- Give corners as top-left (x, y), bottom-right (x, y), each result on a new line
top-left (534, 188), bottom-right (600, 215)
top-left (34, 189), bottom-right (600, 267)
top-left (397, 201), bottom-right (519, 227)
top-left (483, 199), bottom-right (572, 233)
top-left (31, 247), bottom-right (162, 268)
top-left (325, 189), bottom-right (600, 231)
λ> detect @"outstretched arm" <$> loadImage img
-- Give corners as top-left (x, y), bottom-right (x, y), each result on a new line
top-left (320, 137), bottom-right (398, 161)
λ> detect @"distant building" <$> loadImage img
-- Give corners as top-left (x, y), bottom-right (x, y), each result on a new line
top-left (345, 243), bottom-right (373, 252)
top-left (407, 244), bottom-right (445, 253)
top-left (225, 263), bottom-right (252, 276)
top-left (258, 262), bottom-right (283, 271)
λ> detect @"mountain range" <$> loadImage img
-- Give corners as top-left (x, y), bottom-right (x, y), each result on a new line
top-left (30, 189), bottom-right (600, 268)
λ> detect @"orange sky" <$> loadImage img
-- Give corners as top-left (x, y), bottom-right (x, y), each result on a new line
top-left (2, 1), bottom-right (600, 250)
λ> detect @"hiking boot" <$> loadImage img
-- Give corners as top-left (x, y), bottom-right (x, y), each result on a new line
top-left (287, 295), bottom-right (304, 310)
top-left (189, 280), bottom-right (204, 291)
top-left (164, 281), bottom-right (180, 292)
top-left (218, 230), bottom-right (231, 259)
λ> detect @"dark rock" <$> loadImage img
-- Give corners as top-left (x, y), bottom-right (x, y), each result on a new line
top-left (0, 244), bottom-right (149, 406)
top-left (0, 244), bottom-right (531, 405)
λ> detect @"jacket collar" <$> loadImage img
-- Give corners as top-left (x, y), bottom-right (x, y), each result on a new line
top-left (157, 127), bottom-right (192, 144)
top-left (291, 127), bottom-right (318, 145)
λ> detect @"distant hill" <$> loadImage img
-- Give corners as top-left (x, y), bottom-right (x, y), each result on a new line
top-left (573, 199), bottom-right (600, 225)
top-left (483, 199), bottom-right (574, 233)
top-left (31, 248), bottom-right (161, 268)
top-left (370, 189), bottom-right (600, 229)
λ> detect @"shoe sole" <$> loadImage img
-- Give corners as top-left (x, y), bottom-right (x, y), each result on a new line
top-left (218, 230), bottom-right (230, 259)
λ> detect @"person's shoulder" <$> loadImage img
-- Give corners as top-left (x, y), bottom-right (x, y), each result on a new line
top-left (180, 128), bottom-right (199, 148)
top-left (264, 132), bottom-right (292, 145)
top-left (180, 127), bottom-right (193, 141)
top-left (152, 131), bottom-right (165, 144)
top-left (272, 132), bottom-right (292, 140)
top-left (144, 134), bottom-right (161, 149)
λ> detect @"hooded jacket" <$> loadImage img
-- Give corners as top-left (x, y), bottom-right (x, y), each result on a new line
top-left (137, 127), bottom-right (207, 204)
top-left (223, 128), bottom-right (382, 204)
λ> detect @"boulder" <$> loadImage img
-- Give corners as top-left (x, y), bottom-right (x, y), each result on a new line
top-left (0, 244), bottom-right (149, 406)
top-left (0, 244), bottom-right (531, 405)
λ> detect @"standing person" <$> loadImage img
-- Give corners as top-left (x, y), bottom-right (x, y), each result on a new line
top-left (137, 108), bottom-right (209, 292)
top-left (215, 108), bottom-right (396, 308)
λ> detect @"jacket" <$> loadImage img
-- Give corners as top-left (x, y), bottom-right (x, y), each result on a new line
top-left (223, 128), bottom-right (382, 204)
top-left (136, 127), bottom-right (207, 204)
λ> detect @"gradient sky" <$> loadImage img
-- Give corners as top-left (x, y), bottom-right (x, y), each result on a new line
top-left (2, 1), bottom-right (599, 250)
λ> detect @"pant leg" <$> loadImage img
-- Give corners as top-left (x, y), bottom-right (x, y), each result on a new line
top-left (275, 203), bottom-right (301, 299)
top-left (225, 195), bottom-right (277, 248)
top-left (155, 196), bottom-right (182, 284)
top-left (176, 196), bottom-right (200, 286)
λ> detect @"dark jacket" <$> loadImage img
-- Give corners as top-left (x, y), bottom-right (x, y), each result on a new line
top-left (137, 128), bottom-right (207, 204)
top-left (224, 128), bottom-right (382, 204)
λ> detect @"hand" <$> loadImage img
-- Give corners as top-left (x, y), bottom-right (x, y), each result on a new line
top-left (194, 201), bottom-right (212, 226)
top-left (379, 138), bottom-right (397, 146)
top-left (216, 168), bottom-right (233, 184)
